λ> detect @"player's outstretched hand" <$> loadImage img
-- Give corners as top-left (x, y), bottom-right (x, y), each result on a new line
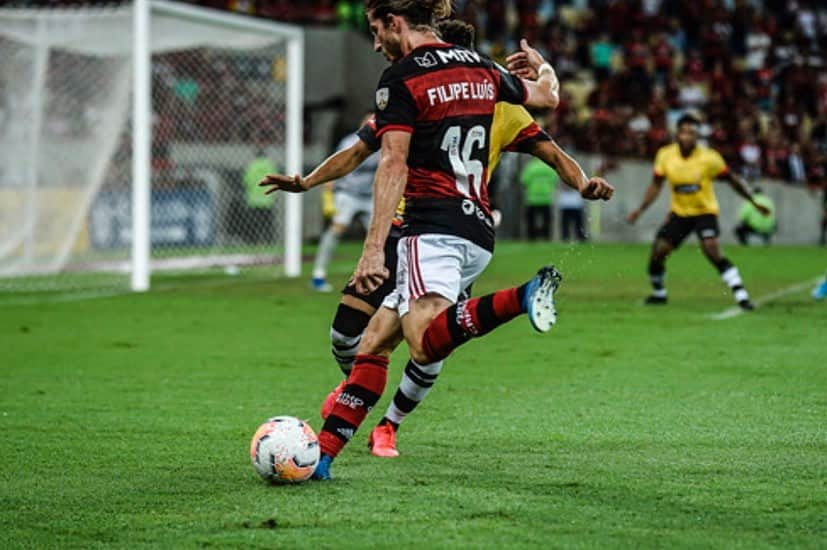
top-left (580, 177), bottom-right (614, 201)
top-left (506, 39), bottom-right (546, 80)
top-left (350, 247), bottom-right (389, 296)
top-left (258, 173), bottom-right (308, 195)
top-left (626, 209), bottom-right (641, 225)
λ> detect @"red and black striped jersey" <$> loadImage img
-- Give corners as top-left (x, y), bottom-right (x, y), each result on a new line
top-left (373, 43), bottom-right (528, 251)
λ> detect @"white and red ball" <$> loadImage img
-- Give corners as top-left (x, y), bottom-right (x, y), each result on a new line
top-left (249, 416), bottom-right (320, 483)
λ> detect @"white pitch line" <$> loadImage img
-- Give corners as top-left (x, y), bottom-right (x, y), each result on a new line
top-left (710, 277), bottom-right (822, 321)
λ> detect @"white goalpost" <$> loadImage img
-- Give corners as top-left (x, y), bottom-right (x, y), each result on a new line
top-left (0, 1), bottom-right (304, 294)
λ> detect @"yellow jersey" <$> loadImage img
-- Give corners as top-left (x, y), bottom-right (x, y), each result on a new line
top-left (653, 143), bottom-right (729, 217)
top-left (488, 102), bottom-right (540, 179)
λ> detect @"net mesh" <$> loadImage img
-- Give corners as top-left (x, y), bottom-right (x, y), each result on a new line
top-left (0, 4), bottom-right (293, 296)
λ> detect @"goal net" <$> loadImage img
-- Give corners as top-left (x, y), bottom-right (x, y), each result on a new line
top-left (0, 1), bottom-right (303, 296)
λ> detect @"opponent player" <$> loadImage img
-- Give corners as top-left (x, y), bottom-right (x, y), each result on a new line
top-left (313, 0), bottom-right (570, 480)
top-left (310, 114), bottom-right (379, 292)
top-left (260, 18), bottom-right (613, 461)
top-left (626, 113), bottom-right (770, 310)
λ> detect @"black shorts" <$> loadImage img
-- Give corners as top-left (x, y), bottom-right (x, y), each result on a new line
top-left (656, 213), bottom-right (720, 248)
top-left (341, 228), bottom-right (401, 310)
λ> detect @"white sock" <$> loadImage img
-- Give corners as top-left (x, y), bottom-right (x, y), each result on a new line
top-left (330, 327), bottom-right (360, 376)
top-left (384, 359), bottom-right (443, 425)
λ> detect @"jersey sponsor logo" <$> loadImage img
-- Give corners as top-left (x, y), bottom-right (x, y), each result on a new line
top-left (336, 392), bottom-right (365, 410)
top-left (376, 87), bottom-right (389, 110)
top-left (414, 51), bottom-right (439, 68)
top-left (461, 198), bottom-right (493, 227)
top-left (674, 183), bottom-right (701, 194)
top-left (426, 79), bottom-right (496, 106)
top-left (336, 427), bottom-right (354, 440)
top-left (455, 300), bottom-right (479, 336)
top-left (435, 47), bottom-right (481, 65)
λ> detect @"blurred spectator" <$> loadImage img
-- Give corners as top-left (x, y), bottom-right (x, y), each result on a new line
top-left (734, 186), bottom-right (776, 246)
top-left (557, 185), bottom-right (587, 243)
top-left (168, 0), bottom-right (827, 187)
top-left (520, 158), bottom-right (557, 241)
top-left (241, 148), bottom-right (277, 243)
top-left (590, 33), bottom-right (614, 82)
top-left (738, 133), bottom-right (762, 181)
top-left (787, 142), bottom-right (808, 184)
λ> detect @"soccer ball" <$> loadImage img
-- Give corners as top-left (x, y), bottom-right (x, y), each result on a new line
top-left (249, 416), bottom-right (320, 483)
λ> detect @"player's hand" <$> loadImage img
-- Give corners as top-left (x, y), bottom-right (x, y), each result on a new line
top-left (350, 246), bottom-right (389, 296)
top-left (626, 209), bottom-right (641, 225)
top-left (506, 39), bottom-right (547, 80)
top-left (258, 173), bottom-right (309, 194)
top-left (580, 177), bottom-right (614, 201)
top-left (755, 203), bottom-right (772, 217)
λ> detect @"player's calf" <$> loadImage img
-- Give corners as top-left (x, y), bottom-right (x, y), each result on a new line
top-left (645, 259), bottom-right (668, 304)
top-left (715, 258), bottom-right (754, 310)
top-left (417, 265), bottom-right (562, 364)
top-left (330, 303), bottom-right (372, 376)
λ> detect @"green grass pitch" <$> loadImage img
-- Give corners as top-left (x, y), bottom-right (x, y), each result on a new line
top-left (2, 242), bottom-right (825, 548)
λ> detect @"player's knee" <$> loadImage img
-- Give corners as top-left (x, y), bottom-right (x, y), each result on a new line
top-left (332, 303), bottom-right (371, 338)
top-left (651, 241), bottom-right (671, 262)
top-left (408, 342), bottom-right (432, 365)
top-left (357, 329), bottom-right (394, 357)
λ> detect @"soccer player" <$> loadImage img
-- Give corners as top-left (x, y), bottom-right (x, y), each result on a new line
top-left (626, 113), bottom-right (770, 310)
top-left (733, 186), bottom-right (775, 246)
top-left (260, 18), bottom-right (613, 464)
top-left (369, 19), bottom-right (612, 458)
top-left (311, 114), bottom-right (379, 292)
top-left (312, 0), bottom-right (569, 480)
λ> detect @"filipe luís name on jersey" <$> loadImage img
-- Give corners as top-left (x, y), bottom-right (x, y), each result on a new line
top-left (373, 43), bottom-right (529, 252)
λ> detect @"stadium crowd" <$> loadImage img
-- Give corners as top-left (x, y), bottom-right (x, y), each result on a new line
top-left (181, 0), bottom-right (827, 188)
top-left (12, 0), bottom-right (825, 187)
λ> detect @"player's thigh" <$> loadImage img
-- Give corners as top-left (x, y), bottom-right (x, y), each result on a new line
top-left (695, 215), bottom-right (723, 260)
top-left (655, 213), bottom-right (691, 254)
top-left (399, 235), bottom-right (491, 349)
top-left (332, 193), bottom-right (361, 226)
top-left (357, 306), bottom-right (403, 357)
top-left (397, 234), bottom-right (491, 315)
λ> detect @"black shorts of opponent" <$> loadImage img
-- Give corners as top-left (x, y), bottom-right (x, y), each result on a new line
top-left (342, 227), bottom-right (402, 310)
top-left (656, 213), bottom-right (720, 248)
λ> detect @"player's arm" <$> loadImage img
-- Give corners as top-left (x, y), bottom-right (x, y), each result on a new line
top-left (505, 39), bottom-right (559, 110)
top-left (258, 139), bottom-right (374, 194)
top-left (351, 130), bottom-right (410, 295)
top-left (719, 171), bottom-right (771, 216)
top-left (530, 139), bottom-right (613, 200)
top-left (627, 174), bottom-right (665, 224)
